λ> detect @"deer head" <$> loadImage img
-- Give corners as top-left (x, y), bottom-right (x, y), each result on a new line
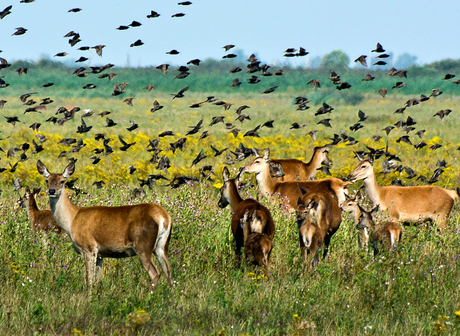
top-left (347, 160), bottom-right (373, 182)
top-left (37, 160), bottom-right (75, 199)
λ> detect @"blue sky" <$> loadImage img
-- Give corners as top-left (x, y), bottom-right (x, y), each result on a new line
top-left (1, 0), bottom-right (459, 68)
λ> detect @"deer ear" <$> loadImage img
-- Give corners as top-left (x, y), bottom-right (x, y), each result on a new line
top-left (355, 192), bottom-right (362, 201)
top-left (63, 162), bottom-right (75, 179)
top-left (242, 209), bottom-right (250, 222)
top-left (37, 160), bottom-right (50, 178)
top-left (252, 148), bottom-right (259, 158)
top-left (263, 148), bottom-right (270, 161)
top-left (222, 167), bottom-right (230, 182)
top-left (371, 204), bottom-right (379, 214)
top-left (297, 185), bottom-right (307, 196)
top-left (237, 167), bottom-right (245, 183)
top-left (25, 186), bottom-right (31, 193)
top-left (297, 197), bottom-right (304, 207)
top-left (252, 209), bottom-right (257, 221)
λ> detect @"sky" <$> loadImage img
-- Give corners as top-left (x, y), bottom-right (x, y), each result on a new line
top-left (1, 0), bottom-right (460, 68)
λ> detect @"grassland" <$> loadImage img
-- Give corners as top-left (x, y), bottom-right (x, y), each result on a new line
top-left (0, 61), bottom-right (460, 335)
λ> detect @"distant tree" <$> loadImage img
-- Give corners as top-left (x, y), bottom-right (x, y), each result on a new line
top-left (394, 53), bottom-right (418, 69)
top-left (319, 50), bottom-right (350, 72)
top-left (423, 58), bottom-right (460, 72)
top-left (306, 55), bottom-right (322, 69)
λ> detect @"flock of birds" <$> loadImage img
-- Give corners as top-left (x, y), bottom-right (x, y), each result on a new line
top-left (0, 2), bottom-right (459, 196)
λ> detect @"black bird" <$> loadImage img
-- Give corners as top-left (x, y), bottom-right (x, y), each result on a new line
top-left (126, 120), bottom-right (139, 131)
top-left (358, 110), bottom-right (368, 122)
top-left (382, 126), bottom-right (394, 135)
top-left (130, 39), bottom-right (144, 47)
top-left (32, 139), bottom-right (43, 153)
top-left (103, 139), bottom-right (113, 155)
top-left (433, 109), bottom-right (452, 120)
top-left (116, 25), bottom-right (129, 30)
top-left (169, 138), bottom-right (187, 153)
top-left (211, 145), bottom-right (227, 157)
top-left (119, 136), bottom-right (136, 151)
top-left (350, 123), bottom-right (363, 131)
top-left (396, 136), bottom-right (412, 145)
top-left (209, 116), bottom-right (225, 126)
top-left (172, 86), bottom-right (189, 99)
top-left (92, 181), bottom-right (105, 189)
top-left (372, 43), bottom-right (385, 53)
top-left (236, 105), bottom-right (250, 115)
top-left (129, 21), bottom-right (142, 27)
top-left (151, 100), bottom-right (163, 113)
top-left (191, 150), bottom-right (207, 167)
top-left (244, 125), bottom-right (261, 138)
top-left (5, 116), bottom-right (20, 126)
top-left (13, 27), bottom-right (27, 36)
top-left (416, 130), bottom-right (426, 139)
top-left (90, 156), bottom-right (101, 165)
top-left (159, 131), bottom-right (174, 137)
top-left (317, 118), bottom-right (332, 128)
top-left (263, 86), bottom-right (278, 94)
top-left (105, 118), bottom-right (117, 127)
top-left (290, 122), bottom-right (306, 129)
top-left (0, 5), bottom-right (12, 20)
top-left (247, 76), bottom-right (260, 84)
top-left (261, 120), bottom-right (275, 128)
top-left (157, 156), bottom-right (171, 173)
top-left (147, 11), bottom-right (160, 18)
top-left (77, 117), bottom-right (92, 134)
top-left (230, 78), bottom-right (241, 87)
top-left (186, 119), bottom-right (203, 135)
top-left (414, 141), bottom-right (427, 150)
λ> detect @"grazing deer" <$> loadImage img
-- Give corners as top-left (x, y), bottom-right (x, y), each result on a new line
top-left (268, 144), bottom-right (333, 182)
top-left (244, 149), bottom-right (350, 211)
top-left (348, 159), bottom-right (459, 228)
top-left (19, 186), bottom-right (62, 235)
top-left (241, 209), bottom-right (273, 268)
top-left (355, 205), bottom-right (402, 256)
top-left (340, 193), bottom-right (369, 248)
top-left (36, 160), bottom-right (173, 294)
top-left (218, 167), bottom-right (275, 257)
top-left (296, 188), bottom-right (342, 267)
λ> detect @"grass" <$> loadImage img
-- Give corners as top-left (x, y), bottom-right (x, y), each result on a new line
top-left (1, 70), bottom-right (460, 334)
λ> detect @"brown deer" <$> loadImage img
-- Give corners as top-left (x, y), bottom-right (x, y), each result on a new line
top-left (37, 160), bottom-right (173, 294)
top-left (268, 144), bottom-right (333, 181)
top-left (340, 192), bottom-right (369, 248)
top-left (241, 209), bottom-right (273, 268)
top-left (296, 188), bottom-right (342, 267)
top-left (244, 149), bottom-right (350, 211)
top-left (218, 167), bottom-right (275, 257)
top-left (348, 159), bottom-right (459, 228)
top-left (355, 205), bottom-right (402, 255)
top-left (19, 186), bottom-right (62, 235)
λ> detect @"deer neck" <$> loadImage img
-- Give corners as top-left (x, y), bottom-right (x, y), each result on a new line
top-left (362, 169), bottom-right (381, 206)
top-left (254, 164), bottom-right (276, 196)
top-left (228, 181), bottom-right (243, 209)
top-left (25, 196), bottom-right (40, 222)
top-left (48, 188), bottom-right (79, 237)
top-left (306, 150), bottom-right (322, 176)
top-left (351, 206), bottom-right (362, 224)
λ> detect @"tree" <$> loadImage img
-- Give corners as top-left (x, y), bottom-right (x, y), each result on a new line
top-left (319, 50), bottom-right (350, 72)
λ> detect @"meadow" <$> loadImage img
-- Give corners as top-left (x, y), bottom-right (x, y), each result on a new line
top-left (0, 61), bottom-right (460, 335)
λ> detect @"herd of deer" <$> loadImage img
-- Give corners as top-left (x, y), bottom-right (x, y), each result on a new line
top-left (14, 145), bottom-right (459, 294)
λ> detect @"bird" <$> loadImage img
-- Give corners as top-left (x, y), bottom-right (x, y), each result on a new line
top-left (123, 97), bottom-right (134, 106)
top-left (373, 61), bottom-right (387, 66)
top-left (172, 13), bottom-right (185, 17)
top-left (377, 88), bottom-right (388, 98)
top-left (290, 122), bottom-right (306, 129)
top-left (116, 25), bottom-right (129, 30)
top-left (262, 120), bottom-right (275, 128)
top-left (307, 130), bottom-right (318, 141)
top-left (130, 39), bottom-right (144, 47)
top-left (68, 8), bottom-right (81, 12)
top-left (156, 64), bottom-right (169, 74)
top-left (307, 79), bottom-right (321, 88)
top-left (209, 116), bottom-right (225, 126)
top-left (119, 136), bottom-right (136, 151)
top-left (358, 110), bottom-right (368, 122)
top-left (362, 74), bottom-right (375, 81)
top-left (92, 181), bottom-right (105, 189)
top-left (396, 136), bottom-right (412, 145)
top-left (187, 59), bottom-right (201, 66)
top-left (223, 44), bottom-right (235, 51)
top-left (76, 117), bottom-right (92, 134)
top-left (16, 67), bottom-right (28, 76)
top-left (92, 45), bottom-right (105, 56)
top-left (186, 120), bottom-right (203, 135)
top-left (433, 109), bottom-right (452, 120)
top-left (354, 55), bottom-right (367, 67)
top-left (430, 89), bottom-right (442, 97)
top-left (147, 11), bottom-right (160, 18)
top-left (191, 150), bottom-right (207, 167)
top-left (443, 74), bottom-right (455, 80)
top-left (229, 128), bottom-right (240, 138)
top-left (416, 130), bottom-right (426, 139)
top-left (211, 145), bottom-right (227, 157)
top-left (317, 119), bottom-right (332, 128)
top-left (262, 86), bottom-right (278, 94)
top-left (392, 82), bottom-right (405, 89)
top-left (372, 43), bottom-right (385, 53)
top-left (82, 84), bottom-right (96, 89)
top-left (12, 178), bottom-right (22, 192)
top-left (172, 86), bottom-right (189, 99)
top-left (144, 84), bottom-right (155, 91)
top-left (235, 115), bottom-right (250, 123)
top-left (5, 116), bottom-right (20, 126)
top-left (247, 76), bottom-right (260, 84)
top-left (151, 100), bottom-right (163, 112)
top-left (236, 105), bottom-right (250, 115)
top-left (105, 118), bottom-right (117, 127)
top-left (13, 27), bottom-right (27, 36)
top-left (199, 131), bottom-right (210, 140)
top-left (159, 131), bottom-right (174, 137)
top-left (0, 100), bottom-right (6, 109)
top-left (230, 78), bottom-right (241, 87)
top-left (382, 126), bottom-right (394, 135)
top-left (244, 125), bottom-right (261, 138)
top-left (0, 5), bottom-right (12, 20)
top-left (129, 21), bottom-right (142, 27)
top-left (350, 123), bottom-right (363, 131)
top-left (166, 49), bottom-right (180, 55)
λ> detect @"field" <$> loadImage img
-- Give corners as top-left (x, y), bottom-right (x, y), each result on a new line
top-left (1, 62), bottom-right (460, 335)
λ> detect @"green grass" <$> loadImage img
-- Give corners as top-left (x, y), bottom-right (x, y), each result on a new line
top-left (0, 184), bottom-right (459, 335)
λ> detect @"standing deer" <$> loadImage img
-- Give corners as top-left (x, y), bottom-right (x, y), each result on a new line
top-left (19, 186), bottom-right (62, 235)
top-left (241, 209), bottom-right (273, 268)
top-left (347, 159), bottom-right (459, 228)
top-left (37, 160), bottom-right (173, 294)
top-left (340, 193), bottom-right (369, 248)
top-left (355, 205), bottom-right (402, 256)
top-left (296, 188), bottom-right (342, 267)
top-left (268, 144), bottom-right (333, 181)
top-left (244, 148), bottom-right (350, 211)
top-left (218, 167), bottom-right (275, 258)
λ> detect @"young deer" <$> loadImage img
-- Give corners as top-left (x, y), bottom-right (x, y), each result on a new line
top-left (244, 148), bottom-right (350, 212)
top-left (37, 160), bottom-right (173, 294)
top-left (218, 167), bottom-right (276, 256)
top-left (356, 205), bottom-right (403, 256)
top-left (296, 188), bottom-right (342, 267)
top-left (241, 209), bottom-right (273, 268)
top-left (340, 193), bottom-right (369, 248)
top-left (348, 159), bottom-right (459, 228)
top-left (19, 186), bottom-right (62, 235)
top-left (268, 144), bottom-right (333, 182)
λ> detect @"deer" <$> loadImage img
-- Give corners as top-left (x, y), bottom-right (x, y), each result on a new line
top-left (218, 166), bottom-right (276, 258)
top-left (19, 186), bottom-right (63, 235)
top-left (268, 144), bottom-right (333, 182)
top-left (355, 205), bottom-right (402, 256)
top-left (295, 187), bottom-right (342, 267)
top-left (347, 159), bottom-right (459, 228)
top-left (241, 209), bottom-right (273, 268)
top-left (340, 192), bottom-right (369, 248)
top-left (36, 160), bottom-right (173, 294)
top-left (244, 148), bottom-right (351, 212)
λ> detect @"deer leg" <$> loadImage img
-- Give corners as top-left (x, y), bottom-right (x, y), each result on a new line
top-left (322, 235), bottom-right (332, 260)
top-left (154, 245), bottom-right (173, 286)
top-left (84, 250), bottom-right (97, 295)
top-left (94, 256), bottom-right (103, 285)
top-left (137, 250), bottom-right (161, 288)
